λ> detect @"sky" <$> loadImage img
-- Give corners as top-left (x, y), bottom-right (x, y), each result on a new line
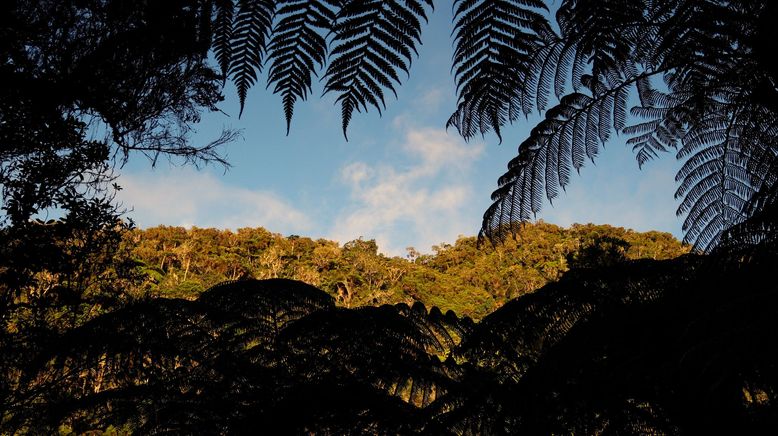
top-left (117, 8), bottom-right (684, 257)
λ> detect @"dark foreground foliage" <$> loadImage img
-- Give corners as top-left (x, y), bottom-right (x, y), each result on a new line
top-left (3, 249), bottom-right (776, 434)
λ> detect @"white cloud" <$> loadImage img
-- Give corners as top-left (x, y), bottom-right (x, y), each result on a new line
top-left (340, 162), bottom-right (373, 186)
top-left (117, 168), bottom-right (312, 234)
top-left (402, 127), bottom-right (483, 174)
top-left (330, 125), bottom-right (485, 256)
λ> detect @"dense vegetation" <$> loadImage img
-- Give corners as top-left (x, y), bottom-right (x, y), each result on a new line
top-left (6, 248), bottom-right (777, 434)
top-left (126, 222), bottom-right (688, 319)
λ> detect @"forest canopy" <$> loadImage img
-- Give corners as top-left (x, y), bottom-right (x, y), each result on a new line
top-left (125, 222), bottom-right (689, 319)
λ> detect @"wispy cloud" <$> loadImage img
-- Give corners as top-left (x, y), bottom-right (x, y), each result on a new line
top-left (330, 124), bottom-right (485, 256)
top-left (117, 168), bottom-right (312, 234)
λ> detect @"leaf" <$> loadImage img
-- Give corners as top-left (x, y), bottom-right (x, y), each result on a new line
top-left (675, 111), bottom-right (753, 250)
top-left (481, 80), bottom-right (639, 243)
top-left (213, 0), bottom-right (236, 80)
top-left (228, 0), bottom-right (275, 116)
top-left (448, 0), bottom-right (547, 141)
top-left (267, 0), bottom-right (338, 133)
top-left (323, 0), bottom-right (433, 138)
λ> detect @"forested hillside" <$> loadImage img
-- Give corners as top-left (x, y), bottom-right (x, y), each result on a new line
top-left (126, 222), bottom-right (688, 319)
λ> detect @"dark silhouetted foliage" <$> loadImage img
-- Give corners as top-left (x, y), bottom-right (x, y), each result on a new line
top-left (212, 0), bottom-right (433, 136)
top-left (474, 0), bottom-right (778, 251)
top-left (1, 1), bottom-right (237, 427)
top-left (4, 251), bottom-right (777, 433)
top-left (206, 0), bottom-right (778, 252)
top-left (0, 0), bottom-right (237, 327)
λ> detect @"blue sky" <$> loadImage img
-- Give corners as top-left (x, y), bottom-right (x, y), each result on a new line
top-left (117, 8), bottom-right (684, 256)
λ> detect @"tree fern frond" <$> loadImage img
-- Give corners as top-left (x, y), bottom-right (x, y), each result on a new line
top-left (613, 85), bottom-right (629, 132)
top-left (625, 88), bottom-right (689, 168)
top-left (228, 0), bottom-right (275, 116)
top-left (704, 101), bottom-right (778, 251)
top-left (482, 92), bottom-right (598, 242)
top-left (720, 172), bottom-right (778, 252)
top-left (277, 305), bottom-right (456, 407)
top-left (674, 111), bottom-right (754, 250)
top-left (267, 0), bottom-right (338, 134)
top-left (204, 0), bottom-right (778, 254)
top-left (23, 299), bottom-right (239, 432)
top-left (212, 0), bottom-right (236, 80)
top-left (198, 278), bottom-right (335, 354)
top-left (556, 0), bottom-right (646, 85)
top-left (554, 41), bottom-right (578, 99)
top-left (535, 41), bottom-right (565, 112)
top-left (481, 72), bottom-right (647, 243)
top-left (323, 0), bottom-right (433, 138)
top-left (448, 0), bottom-right (547, 141)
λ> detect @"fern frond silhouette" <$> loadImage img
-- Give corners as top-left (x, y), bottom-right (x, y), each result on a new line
top-left (474, 0), bottom-right (778, 250)
top-left (7, 262), bottom-right (778, 434)
top-left (228, 0), bottom-right (275, 116)
top-left (447, 0), bottom-right (547, 141)
top-left (212, 0), bottom-right (432, 136)
top-left (267, 0), bottom-right (338, 133)
top-left (206, 0), bottom-right (777, 250)
top-left (5, 1), bottom-right (778, 433)
top-left (324, 1), bottom-right (433, 137)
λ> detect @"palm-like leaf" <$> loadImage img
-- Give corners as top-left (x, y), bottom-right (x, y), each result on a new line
top-left (323, 0), bottom-right (433, 138)
top-left (277, 305), bottom-right (457, 407)
top-left (474, 0), bottom-right (655, 243)
top-left (267, 0), bottom-right (339, 133)
top-left (212, 0), bottom-right (236, 80)
top-left (198, 278), bottom-right (334, 363)
top-left (228, 0), bottom-right (275, 116)
top-left (16, 300), bottom-right (239, 433)
top-left (211, 0), bottom-right (433, 136)
top-left (477, 0), bottom-right (778, 251)
top-left (12, 261), bottom-right (778, 433)
top-left (652, 0), bottom-right (778, 248)
top-left (719, 175), bottom-right (778, 256)
top-left (624, 85), bottom-right (683, 168)
top-left (481, 72), bottom-right (643, 242)
top-left (393, 301), bottom-right (474, 359)
top-left (447, 0), bottom-right (547, 141)
top-left (675, 108), bottom-right (751, 250)
top-left (208, 0), bottom-right (777, 249)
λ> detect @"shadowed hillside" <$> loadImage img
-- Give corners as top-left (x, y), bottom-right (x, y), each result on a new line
top-left (4, 250), bottom-right (776, 434)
